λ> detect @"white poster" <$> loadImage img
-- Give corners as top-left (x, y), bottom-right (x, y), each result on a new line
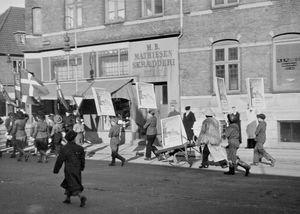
top-left (92, 87), bottom-right (115, 116)
top-left (136, 82), bottom-right (157, 109)
top-left (161, 115), bottom-right (187, 149)
top-left (246, 78), bottom-right (265, 109)
top-left (214, 77), bottom-right (230, 113)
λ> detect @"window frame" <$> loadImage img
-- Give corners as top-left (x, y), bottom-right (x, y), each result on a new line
top-left (272, 36), bottom-right (300, 93)
top-left (141, 0), bottom-right (164, 18)
top-left (212, 0), bottom-right (239, 9)
top-left (32, 7), bottom-right (42, 35)
top-left (105, 0), bottom-right (125, 24)
top-left (279, 120), bottom-right (300, 143)
top-left (213, 44), bottom-right (241, 93)
top-left (65, 0), bottom-right (83, 30)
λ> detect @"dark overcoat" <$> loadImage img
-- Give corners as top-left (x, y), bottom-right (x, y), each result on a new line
top-left (182, 111), bottom-right (196, 141)
top-left (53, 141), bottom-right (85, 196)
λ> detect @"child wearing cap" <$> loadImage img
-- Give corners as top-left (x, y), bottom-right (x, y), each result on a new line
top-left (253, 114), bottom-right (276, 167)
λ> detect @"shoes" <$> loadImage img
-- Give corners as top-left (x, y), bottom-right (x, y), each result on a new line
top-left (199, 165), bottom-right (208, 169)
top-left (108, 163), bottom-right (115, 166)
top-left (37, 160), bottom-right (42, 163)
top-left (144, 158), bottom-right (151, 161)
top-left (121, 159), bottom-right (126, 167)
top-left (63, 199), bottom-right (71, 204)
top-left (80, 196), bottom-right (87, 207)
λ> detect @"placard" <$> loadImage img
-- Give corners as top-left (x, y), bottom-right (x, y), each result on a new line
top-left (136, 82), bottom-right (157, 109)
top-left (246, 78), bottom-right (265, 109)
top-left (214, 77), bottom-right (230, 113)
top-left (92, 87), bottom-right (115, 116)
top-left (161, 115), bottom-right (187, 149)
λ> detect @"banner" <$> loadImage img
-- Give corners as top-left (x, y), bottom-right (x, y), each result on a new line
top-left (14, 70), bottom-right (22, 106)
top-left (161, 115), bottom-right (187, 149)
top-left (246, 78), bottom-right (265, 109)
top-left (20, 69), bottom-right (49, 97)
top-left (92, 87), bottom-right (115, 116)
top-left (214, 77), bottom-right (229, 113)
top-left (136, 82), bottom-right (157, 109)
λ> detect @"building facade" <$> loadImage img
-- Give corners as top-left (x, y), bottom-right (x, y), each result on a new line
top-left (24, 0), bottom-right (300, 147)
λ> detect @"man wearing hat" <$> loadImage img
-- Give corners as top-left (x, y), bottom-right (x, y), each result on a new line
top-left (53, 130), bottom-right (87, 207)
top-left (64, 110), bottom-right (76, 132)
top-left (182, 106), bottom-right (196, 141)
top-left (253, 113), bottom-right (276, 167)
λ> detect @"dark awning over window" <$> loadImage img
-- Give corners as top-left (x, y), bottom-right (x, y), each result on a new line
top-left (42, 78), bottom-right (134, 100)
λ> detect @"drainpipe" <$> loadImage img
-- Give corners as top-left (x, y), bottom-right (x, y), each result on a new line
top-left (178, 0), bottom-right (183, 39)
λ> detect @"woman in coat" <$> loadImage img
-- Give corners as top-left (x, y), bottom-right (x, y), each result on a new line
top-left (143, 110), bottom-right (159, 160)
top-left (32, 113), bottom-right (50, 163)
top-left (53, 130), bottom-right (87, 207)
top-left (10, 110), bottom-right (29, 162)
top-left (223, 114), bottom-right (250, 176)
top-left (108, 117), bottom-right (125, 166)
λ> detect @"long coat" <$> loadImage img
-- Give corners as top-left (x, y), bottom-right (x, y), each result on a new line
top-left (255, 121), bottom-right (266, 144)
top-left (10, 118), bottom-right (28, 149)
top-left (196, 117), bottom-right (221, 146)
top-left (53, 141), bottom-right (85, 196)
top-left (182, 111), bottom-right (196, 141)
top-left (109, 124), bottom-right (120, 152)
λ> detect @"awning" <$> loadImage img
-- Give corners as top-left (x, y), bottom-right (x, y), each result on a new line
top-left (42, 78), bottom-right (134, 100)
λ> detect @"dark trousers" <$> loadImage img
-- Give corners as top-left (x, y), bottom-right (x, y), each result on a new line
top-left (201, 144), bottom-right (210, 166)
top-left (111, 146), bottom-right (125, 163)
top-left (145, 134), bottom-right (157, 158)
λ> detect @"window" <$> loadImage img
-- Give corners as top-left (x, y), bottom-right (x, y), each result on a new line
top-left (106, 0), bottom-right (125, 23)
top-left (279, 121), bottom-right (300, 142)
top-left (32, 7), bottom-right (42, 35)
top-left (213, 45), bottom-right (240, 91)
top-left (50, 54), bottom-right (83, 81)
top-left (65, 0), bottom-right (82, 29)
top-left (14, 31), bottom-right (26, 45)
top-left (142, 0), bottom-right (163, 17)
top-left (273, 34), bottom-right (300, 92)
top-left (98, 49), bottom-right (129, 77)
top-left (212, 0), bottom-right (239, 8)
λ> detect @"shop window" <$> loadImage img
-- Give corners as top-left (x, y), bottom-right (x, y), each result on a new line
top-left (279, 121), bottom-right (300, 143)
top-left (65, 0), bottom-right (82, 29)
top-left (50, 54), bottom-right (83, 81)
top-left (106, 0), bottom-right (125, 23)
top-left (273, 34), bottom-right (300, 92)
top-left (213, 43), bottom-right (240, 92)
top-left (98, 49), bottom-right (129, 77)
top-left (142, 0), bottom-right (163, 17)
top-left (32, 7), bottom-right (42, 35)
top-left (212, 0), bottom-right (239, 8)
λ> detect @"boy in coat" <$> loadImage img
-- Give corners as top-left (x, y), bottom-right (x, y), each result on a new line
top-left (53, 130), bottom-right (87, 207)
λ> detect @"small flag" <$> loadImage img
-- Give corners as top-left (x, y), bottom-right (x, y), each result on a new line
top-left (55, 72), bottom-right (70, 111)
top-left (0, 83), bottom-right (17, 106)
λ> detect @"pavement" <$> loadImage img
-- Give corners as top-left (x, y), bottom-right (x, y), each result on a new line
top-left (1, 139), bottom-right (300, 177)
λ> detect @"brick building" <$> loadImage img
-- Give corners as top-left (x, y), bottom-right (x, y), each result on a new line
top-left (24, 0), bottom-right (300, 147)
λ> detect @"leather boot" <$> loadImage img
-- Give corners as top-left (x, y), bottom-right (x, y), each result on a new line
top-left (237, 160), bottom-right (251, 176)
top-left (224, 164), bottom-right (235, 175)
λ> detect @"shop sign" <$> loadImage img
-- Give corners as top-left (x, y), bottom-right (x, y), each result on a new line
top-left (129, 38), bottom-right (178, 77)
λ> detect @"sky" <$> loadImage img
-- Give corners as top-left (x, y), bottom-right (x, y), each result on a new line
top-left (0, 0), bottom-right (25, 15)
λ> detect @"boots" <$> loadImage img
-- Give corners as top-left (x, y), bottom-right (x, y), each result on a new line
top-left (237, 159), bottom-right (251, 176)
top-left (224, 164), bottom-right (235, 175)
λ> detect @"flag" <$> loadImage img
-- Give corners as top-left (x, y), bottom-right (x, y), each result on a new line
top-left (0, 82), bottom-right (17, 107)
top-left (14, 70), bottom-right (22, 106)
top-left (20, 69), bottom-right (49, 97)
top-left (55, 73), bottom-right (70, 111)
top-left (22, 95), bottom-right (40, 105)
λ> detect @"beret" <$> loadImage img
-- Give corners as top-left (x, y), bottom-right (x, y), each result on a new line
top-left (185, 106), bottom-right (191, 110)
top-left (257, 114), bottom-right (266, 120)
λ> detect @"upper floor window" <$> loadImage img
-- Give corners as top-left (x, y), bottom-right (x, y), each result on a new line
top-left (106, 0), bottom-right (125, 23)
top-left (98, 48), bottom-right (129, 77)
top-left (50, 54), bottom-right (83, 81)
top-left (273, 33), bottom-right (300, 92)
top-left (212, 0), bottom-right (239, 8)
top-left (14, 31), bottom-right (26, 45)
top-left (65, 0), bottom-right (82, 29)
top-left (142, 0), bottom-right (163, 17)
top-left (32, 7), bottom-right (42, 35)
top-left (213, 42), bottom-right (240, 92)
